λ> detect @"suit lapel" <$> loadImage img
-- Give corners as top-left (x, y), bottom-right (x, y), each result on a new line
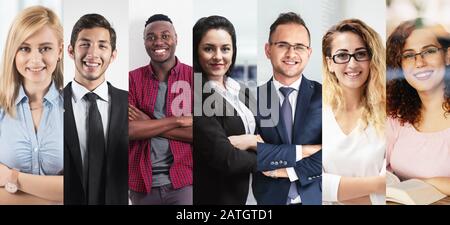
top-left (266, 79), bottom-right (290, 144)
top-left (292, 76), bottom-right (313, 143)
top-left (64, 82), bottom-right (83, 183)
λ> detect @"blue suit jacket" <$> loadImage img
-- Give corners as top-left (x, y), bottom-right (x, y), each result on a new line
top-left (253, 75), bottom-right (322, 205)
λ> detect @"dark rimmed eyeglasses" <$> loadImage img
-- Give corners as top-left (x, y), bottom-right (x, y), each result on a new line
top-left (330, 50), bottom-right (371, 64)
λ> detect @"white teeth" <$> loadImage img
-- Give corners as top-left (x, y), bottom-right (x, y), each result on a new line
top-left (28, 67), bottom-right (44, 72)
top-left (284, 61), bottom-right (296, 65)
top-left (415, 72), bottom-right (431, 78)
top-left (84, 62), bottom-right (100, 67)
top-left (345, 72), bottom-right (360, 77)
top-left (155, 49), bottom-right (166, 53)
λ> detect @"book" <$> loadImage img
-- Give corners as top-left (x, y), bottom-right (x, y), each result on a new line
top-left (386, 171), bottom-right (446, 205)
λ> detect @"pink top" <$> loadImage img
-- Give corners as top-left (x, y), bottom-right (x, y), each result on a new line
top-left (386, 117), bottom-right (450, 181)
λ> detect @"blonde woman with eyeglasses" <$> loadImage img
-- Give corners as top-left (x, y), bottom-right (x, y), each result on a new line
top-left (322, 19), bottom-right (386, 205)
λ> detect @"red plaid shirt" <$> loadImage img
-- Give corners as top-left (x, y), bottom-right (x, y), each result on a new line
top-left (128, 58), bottom-right (193, 193)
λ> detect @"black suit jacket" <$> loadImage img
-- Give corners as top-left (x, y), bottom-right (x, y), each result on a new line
top-left (193, 82), bottom-right (257, 205)
top-left (64, 81), bottom-right (128, 205)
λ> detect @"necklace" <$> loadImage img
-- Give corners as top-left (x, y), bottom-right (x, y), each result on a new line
top-left (30, 103), bottom-right (43, 111)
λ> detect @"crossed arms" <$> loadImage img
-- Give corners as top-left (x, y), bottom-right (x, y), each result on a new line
top-left (128, 104), bottom-right (192, 142)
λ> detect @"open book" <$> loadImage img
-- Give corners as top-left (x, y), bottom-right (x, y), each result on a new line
top-left (386, 171), bottom-right (446, 205)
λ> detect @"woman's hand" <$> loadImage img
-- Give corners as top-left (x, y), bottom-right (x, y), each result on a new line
top-left (228, 134), bottom-right (261, 151)
top-left (0, 163), bottom-right (11, 187)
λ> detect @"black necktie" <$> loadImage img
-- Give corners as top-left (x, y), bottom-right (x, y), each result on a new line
top-left (85, 92), bottom-right (106, 205)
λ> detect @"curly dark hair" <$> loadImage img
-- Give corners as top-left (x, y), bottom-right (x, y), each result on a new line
top-left (386, 19), bottom-right (450, 125)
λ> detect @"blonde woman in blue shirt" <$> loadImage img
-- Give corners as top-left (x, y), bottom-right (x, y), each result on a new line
top-left (0, 6), bottom-right (63, 204)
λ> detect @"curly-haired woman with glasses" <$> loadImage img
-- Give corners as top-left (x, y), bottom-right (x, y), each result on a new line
top-left (386, 19), bottom-right (450, 197)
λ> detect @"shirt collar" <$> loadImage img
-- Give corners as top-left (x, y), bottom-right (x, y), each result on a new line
top-left (72, 79), bottom-right (109, 103)
top-left (15, 81), bottom-right (61, 105)
top-left (273, 75), bottom-right (302, 92)
top-left (207, 76), bottom-right (241, 97)
top-left (148, 56), bottom-right (181, 80)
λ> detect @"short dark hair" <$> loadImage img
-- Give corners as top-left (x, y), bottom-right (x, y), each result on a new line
top-left (145, 14), bottom-right (172, 28)
top-left (70, 14), bottom-right (117, 51)
top-left (269, 12), bottom-right (310, 45)
top-left (193, 15), bottom-right (237, 77)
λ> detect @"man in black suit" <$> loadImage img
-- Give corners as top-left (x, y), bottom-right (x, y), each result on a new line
top-left (64, 14), bottom-right (128, 205)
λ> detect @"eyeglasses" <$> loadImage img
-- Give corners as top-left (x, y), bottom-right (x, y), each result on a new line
top-left (331, 50), bottom-right (371, 64)
top-left (271, 41), bottom-right (310, 53)
top-left (401, 47), bottom-right (443, 65)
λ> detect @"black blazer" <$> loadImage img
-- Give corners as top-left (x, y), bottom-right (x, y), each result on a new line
top-left (64, 82), bottom-right (128, 205)
top-left (193, 82), bottom-right (257, 205)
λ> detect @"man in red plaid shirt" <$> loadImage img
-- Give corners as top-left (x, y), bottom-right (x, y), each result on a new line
top-left (128, 14), bottom-right (193, 205)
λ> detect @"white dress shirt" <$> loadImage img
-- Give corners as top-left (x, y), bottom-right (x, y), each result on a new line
top-left (322, 106), bottom-right (385, 205)
top-left (209, 77), bottom-right (256, 135)
top-left (71, 80), bottom-right (110, 167)
top-left (272, 76), bottom-right (304, 204)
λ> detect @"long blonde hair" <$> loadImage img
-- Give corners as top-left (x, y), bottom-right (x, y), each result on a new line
top-left (0, 6), bottom-right (63, 117)
top-left (322, 19), bottom-right (386, 135)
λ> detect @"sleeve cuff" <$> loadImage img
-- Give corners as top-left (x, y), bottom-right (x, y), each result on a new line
top-left (322, 173), bottom-right (341, 202)
top-left (286, 167), bottom-right (299, 182)
top-left (296, 145), bottom-right (302, 162)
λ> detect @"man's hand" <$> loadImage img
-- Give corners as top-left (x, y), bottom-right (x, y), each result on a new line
top-left (128, 104), bottom-right (151, 121)
top-left (302, 144), bottom-right (322, 158)
top-left (263, 168), bottom-right (289, 179)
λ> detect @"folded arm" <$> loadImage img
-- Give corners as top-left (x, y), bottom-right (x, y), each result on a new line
top-left (257, 143), bottom-right (321, 182)
top-left (323, 173), bottom-right (385, 202)
top-left (423, 177), bottom-right (450, 196)
top-left (0, 164), bottom-right (63, 203)
top-left (194, 116), bottom-right (256, 175)
top-left (128, 104), bottom-right (192, 142)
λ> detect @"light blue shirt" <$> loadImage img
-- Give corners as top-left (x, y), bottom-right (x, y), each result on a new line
top-left (0, 82), bottom-right (63, 175)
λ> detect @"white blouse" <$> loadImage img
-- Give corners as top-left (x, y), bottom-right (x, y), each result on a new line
top-left (208, 77), bottom-right (256, 135)
top-left (322, 106), bottom-right (386, 205)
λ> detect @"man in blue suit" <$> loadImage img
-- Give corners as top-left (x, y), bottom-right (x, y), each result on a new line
top-left (253, 12), bottom-right (322, 205)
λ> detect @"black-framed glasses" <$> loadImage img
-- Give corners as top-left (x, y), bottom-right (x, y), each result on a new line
top-left (271, 41), bottom-right (310, 53)
top-left (401, 47), bottom-right (444, 64)
top-left (331, 50), bottom-right (371, 64)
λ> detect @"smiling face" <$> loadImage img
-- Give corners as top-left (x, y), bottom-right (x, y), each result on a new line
top-left (15, 25), bottom-right (62, 87)
top-left (197, 29), bottom-right (233, 82)
top-left (68, 27), bottom-right (116, 86)
top-left (401, 28), bottom-right (447, 94)
top-left (265, 23), bottom-right (311, 84)
top-left (327, 31), bottom-right (370, 92)
top-left (144, 21), bottom-right (177, 64)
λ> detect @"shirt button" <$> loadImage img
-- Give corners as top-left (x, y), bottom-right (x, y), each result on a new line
top-left (270, 162), bottom-right (275, 165)
top-left (308, 177), bottom-right (312, 180)
top-left (34, 147), bottom-right (38, 152)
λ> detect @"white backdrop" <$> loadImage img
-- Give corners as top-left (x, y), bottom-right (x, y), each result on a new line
top-left (63, 0), bottom-right (129, 90)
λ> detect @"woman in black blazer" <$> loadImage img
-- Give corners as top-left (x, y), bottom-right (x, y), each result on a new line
top-left (193, 15), bottom-right (260, 205)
